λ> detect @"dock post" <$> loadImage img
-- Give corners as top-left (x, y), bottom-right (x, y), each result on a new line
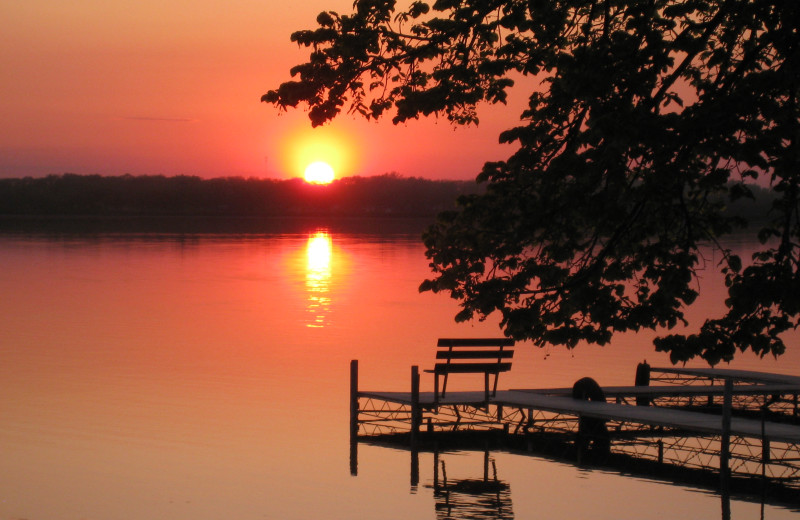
top-left (483, 445), bottom-right (490, 481)
top-left (410, 448), bottom-right (419, 490)
top-left (720, 378), bottom-right (733, 518)
top-left (350, 360), bottom-right (359, 437)
top-left (350, 360), bottom-right (359, 476)
top-left (433, 448), bottom-right (440, 489)
top-left (411, 365), bottom-right (421, 448)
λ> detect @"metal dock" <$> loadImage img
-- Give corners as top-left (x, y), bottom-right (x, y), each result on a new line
top-left (349, 361), bottom-right (800, 495)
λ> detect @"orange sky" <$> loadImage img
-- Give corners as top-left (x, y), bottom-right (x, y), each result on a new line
top-left (0, 1), bottom-right (526, 181)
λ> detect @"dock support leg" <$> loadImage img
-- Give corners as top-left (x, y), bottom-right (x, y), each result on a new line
top-left (350, 360), bottom-right (359, 476)
top-left (411, 365), bottom-right (421, 448)
top-left (433, 448), bottom-right (440, 490)
top-left (410, 448), bottom-right (419, 490)
top-left (721, 379), bottom-right (733, 520)
top-left (483, 445), bottom-right (490, 481)
top-left (350, 360), bottom-right (359, 437)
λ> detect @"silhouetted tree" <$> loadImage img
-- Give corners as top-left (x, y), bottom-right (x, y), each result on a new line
top-left (264, 0), bottom-right (800, 364)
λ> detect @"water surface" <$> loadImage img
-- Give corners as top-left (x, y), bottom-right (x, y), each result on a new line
top-left (1, 227), bottom-right (798, 519)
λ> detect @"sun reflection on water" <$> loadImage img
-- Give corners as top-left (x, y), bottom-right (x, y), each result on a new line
top-left (305, 232), bottom-right (332, 328)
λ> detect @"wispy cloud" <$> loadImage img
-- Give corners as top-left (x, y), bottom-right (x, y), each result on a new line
top-left (117, 116), bottom-right (196, 123)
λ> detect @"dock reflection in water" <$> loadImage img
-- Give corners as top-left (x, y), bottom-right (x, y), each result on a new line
top-left (429, 449), bottom-right (513, 520)
top-left (354, 445), bottom-right (514, 520)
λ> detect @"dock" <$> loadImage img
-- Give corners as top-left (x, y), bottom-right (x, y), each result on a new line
top-left (350, 361), bottom-right (800, 496)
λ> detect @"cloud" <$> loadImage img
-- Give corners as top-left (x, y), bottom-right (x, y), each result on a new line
top-left (118, 116), bottom-right (196, 123)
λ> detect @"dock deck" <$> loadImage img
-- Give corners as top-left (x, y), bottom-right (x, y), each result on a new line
top-left (358, 389), bottom-right (800, 443)
top-left (649, 366), bottom-right (800, 386)
top-left (499, 390), bottom-right (800, 443)
top-left (511, 383), bottom-right (800, 399)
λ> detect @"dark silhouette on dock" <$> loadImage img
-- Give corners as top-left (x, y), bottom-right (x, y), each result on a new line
top-left (571, 377), bottom-right (611, 459)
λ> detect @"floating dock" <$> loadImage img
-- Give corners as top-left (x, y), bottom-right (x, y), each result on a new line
top-left (350, 361), bottom-right (800, 495)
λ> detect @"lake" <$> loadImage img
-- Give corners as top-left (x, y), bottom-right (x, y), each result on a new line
top-left (1, 221), bottom-right (798, 519)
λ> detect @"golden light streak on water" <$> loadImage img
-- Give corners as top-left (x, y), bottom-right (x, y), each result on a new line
top-left (305, 231), bottom-right (332, 328)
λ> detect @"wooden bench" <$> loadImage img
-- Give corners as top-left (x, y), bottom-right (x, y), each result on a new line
top-left (425, 338), bottom-right (515, 402)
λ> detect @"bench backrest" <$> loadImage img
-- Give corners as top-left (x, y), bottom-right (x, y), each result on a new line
top-left (433, 338), bottom-right (515, 374)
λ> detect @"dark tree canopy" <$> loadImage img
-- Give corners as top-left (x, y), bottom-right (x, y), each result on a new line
top-left (264, 0), bottom-right (800, 365)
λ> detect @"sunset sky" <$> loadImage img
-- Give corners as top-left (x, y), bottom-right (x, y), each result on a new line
top-left (1, 1), bottom-right (528, 181)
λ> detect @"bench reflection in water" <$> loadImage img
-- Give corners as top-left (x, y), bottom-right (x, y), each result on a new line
top-left (351, 440), bottom-right (514, 520)
top-left (428, 449), bottom-right (514, 520)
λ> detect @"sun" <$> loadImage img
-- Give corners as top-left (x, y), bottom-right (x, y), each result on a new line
top-left (304, 161), bottom-right (335, 184)
top-left (280, 124), bottom-right (358, 181)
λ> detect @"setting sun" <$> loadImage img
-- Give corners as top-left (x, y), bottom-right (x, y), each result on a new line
top-left (280, 124), bottom-right (359, 181)
top-left (304, 161), bottom-right (335, 184)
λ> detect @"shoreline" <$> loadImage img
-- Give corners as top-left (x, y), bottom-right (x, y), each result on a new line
top-left (0, 214), bottom-right (436, 236)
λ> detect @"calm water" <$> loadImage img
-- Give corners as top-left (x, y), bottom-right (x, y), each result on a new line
top-left (1, 225), bottom-right (798, 519)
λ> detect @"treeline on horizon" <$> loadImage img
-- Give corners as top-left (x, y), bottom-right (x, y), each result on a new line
top-left (0, 173), bottom-right (482, 218)
top-left (0, 172), bottom-right (777, 225)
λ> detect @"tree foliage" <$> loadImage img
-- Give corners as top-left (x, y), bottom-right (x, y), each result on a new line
top-left (263, 0), bottom-right (800, 365)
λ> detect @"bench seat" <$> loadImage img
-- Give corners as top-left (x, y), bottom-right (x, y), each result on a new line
top-left (425, 338), bottom-right (515, 402)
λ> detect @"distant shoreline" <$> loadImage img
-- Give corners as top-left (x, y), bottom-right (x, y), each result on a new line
top-left (0, 214), bottom-right (437, 236)
top-left (0, 173), bottom-right (777, 235)
top-left (0, 173), bottom-right (481, 223)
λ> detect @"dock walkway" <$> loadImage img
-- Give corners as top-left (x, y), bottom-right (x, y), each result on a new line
top-left (357, 389), bottom-right (800, 443)
top-left (512, 383), bottom-right (800, 399)
top-left (499, 390), bottom-right (800, 443)
top-left (649, 367), bottom-right (800, 386)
